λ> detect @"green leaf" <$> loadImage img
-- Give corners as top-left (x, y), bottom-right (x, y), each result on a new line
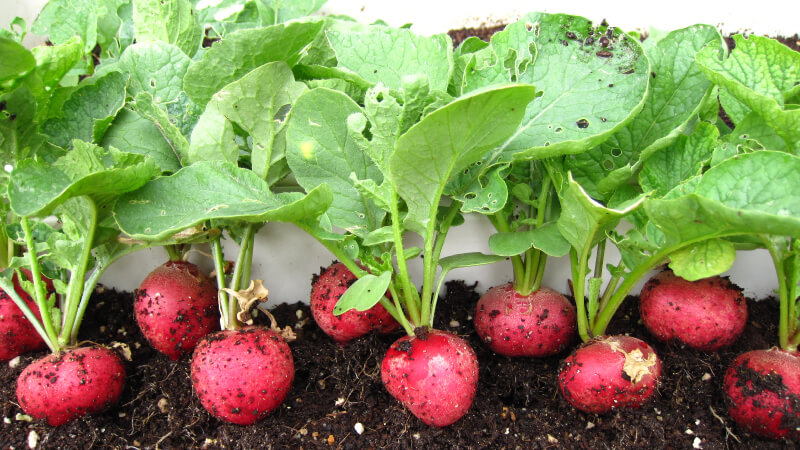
top-left (183, 20), bottom-right (324, 106)
top-left (133, 0), bottom-right (202, 57)
top-left (566, 25), bottom-right (723, 198)
top-left (325, 28), bottom-right (453, 92)
top-left (389, 85), bottom-right (537, 234)
top-left (333, 271), bottom-right (391, 315)
top-left (362, 226), bottom-right (394, 246)
top-left (556, 173), bottom-right (645, 251)
top-left (452, 163), bottom-right (509, 214)
top-left (286, 88), bottom-right (385, 236)
top-left (668, 239), bottom-right (736, 281)
top-left (0, 88), bottom-right (52, 166)
top-left (196, 0), bottom-right (326, 31)
top-left (719, 88), bottom-right (751, 126)
top-left (439, 252), bottom-right (506, 273)
top-left (113, 161), bottom-right (332, 240)
top-left (30, 36), bottom-right (84, 94)
top-left (647, 151), bottom-right (800, 242)
top-left (41, 71), bottom-right (128, 148)
top-left (696, 35), bottom-right (800, 151)
top-left (187, 61), bottom-right (306, 182)
top-left (9, 141), bottom-right (159, 218)
top-left (0, 37), bottom-right (35, 82)
top-left (118, 42), bottom-right (192, 103)
top-left (129, 92), bottom-right (190, 163)
top-left (639, 121), bottom-right (719, 197)
top-left (101, 108), bottom-right (181, 173)
top-left (350, 175), bottom-right (391, 211)
top-left (489, 222), bottom-right (570, 257)
top-left (730, 112), bottom-right (788, 151)
top-left (461, 13), bottom-right (650, 161)
top-left (32, 0), bottom-right (99, 53)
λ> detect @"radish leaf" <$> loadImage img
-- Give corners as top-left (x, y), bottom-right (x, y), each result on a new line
top-left (184, 20), bottom-right (323, 106)
top-left (389, 85), bottom-right (537, 234)
top-left (188, 61), bottom-right (306, 183)
top-left (286, 87), bottom-right (385, 236)
top-left (325, 28), bottom-right (453, 92)
top-left (41, 71), bottom-right (127, 148)
top-left (668, 239), bottom-right (736, 281)
top-left (567, 25), bottom-right (723, 199)
top-left (697, 35), bottom-right (800, 151)
top-left (9, 140), bottom-right (159, 218)
top-left (460, 13), bottom-right (650, 161)
top-left (333, 271), bottom-right (392, 315)
top-left (113, 161), bottom-right (332, 240)
top-left (132, 0), bottom-right (202, 58)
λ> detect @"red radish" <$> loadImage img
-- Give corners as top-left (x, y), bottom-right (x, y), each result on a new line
top-left (640, 270), bottom-right (747, 351)
top-left (135, 260), bottom-right (219, 359)
top-left (16, 345), bottom-right (126, 426)
top-left (474, 283), bottom-right (576, 357)
top-left (310, 262), bottom-right (398, 343)
top-left (0, 270), bottom-right (56, 361)
top-left (191, 326), bottom-right (294, 425)
top-left (724, 348), bottom-right (800, 440)
top-left (381, 328), bottom-right (478, 427)
top-left (558, 335), bottom-right (662, 413)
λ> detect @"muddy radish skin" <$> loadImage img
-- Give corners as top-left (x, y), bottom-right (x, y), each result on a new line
top-left (0, 270), bottom-right (56, 361)
top-left (191, 327), bottom-right (294, 425)
top-left (474, 283), bottom-right (576, 357)
top-left (640, 271), bottom-right (747, 351)
top-left (16, 346), bottom-right (126, 426)
top-left (381, 328), bottom-right (479, 427)
top-left (135, 260), bottom-right (219, 360)
top-left (724, 348), bottom-right (800, 440)
top-left (558, 335), bottom-right (662, 414)
top-left (310, 262), bottom-right (399, 343)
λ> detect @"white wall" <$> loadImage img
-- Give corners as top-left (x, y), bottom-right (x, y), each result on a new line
top-left (2, 0), bottom-right (792, 302)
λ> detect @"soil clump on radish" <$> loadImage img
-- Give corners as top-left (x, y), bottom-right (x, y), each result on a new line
top-left (0, 281), bottom-right (795, 448)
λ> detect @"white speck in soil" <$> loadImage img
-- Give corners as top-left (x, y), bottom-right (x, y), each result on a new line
top-left (28, 430), bottom-right (39, 449)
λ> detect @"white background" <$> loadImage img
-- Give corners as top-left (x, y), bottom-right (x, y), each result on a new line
top-left (1, 0), bottom-right (795, 302)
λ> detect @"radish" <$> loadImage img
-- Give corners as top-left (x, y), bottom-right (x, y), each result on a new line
top-left (135, 260), bottom-right (219, 359)
top-left (723, 348), bottom-right (800, 440)
top-left (381, 328), bottom-right (479, 427)
top-left (474, 283), bottom-right (576, 357)
top-left (115, 163), bottom-right (336, 425)
top-left (310, 262), bottom-right (398, 343)
top-left (5, 141), bottom-right (161, 425)
top-left (558, 335), bottom-right (662, 413)
top-left (0, 270), bottom-right (55, 361)
top-left (191, 327), bottom-right (294, 425)
top-left (16, 345), bottom-right (126, 426)
top-left (640, 270), bottom-right (747, 351)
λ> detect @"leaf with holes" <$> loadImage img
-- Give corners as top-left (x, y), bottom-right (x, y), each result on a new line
top-left (459, 13), bottom-right (650, 162)
top-left (188, 61), bottom-right (306, 184)
top-left (565, 24), bottom-right (724, 200)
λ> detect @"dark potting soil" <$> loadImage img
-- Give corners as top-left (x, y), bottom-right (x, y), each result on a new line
top-left (0, 280), bottom-right (796, 449)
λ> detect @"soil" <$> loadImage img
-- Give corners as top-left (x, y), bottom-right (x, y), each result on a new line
top-left (2, 25), bottom-right (799, 450)
top-left (0, 279), bottom-right (796, 449)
